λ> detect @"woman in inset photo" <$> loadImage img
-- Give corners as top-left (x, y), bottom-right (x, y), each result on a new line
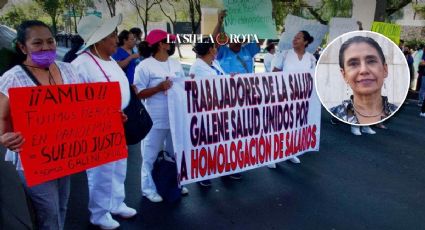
top-left (330, 36), bottom-right (399, 124)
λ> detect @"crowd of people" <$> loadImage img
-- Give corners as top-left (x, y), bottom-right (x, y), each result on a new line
top-left (0, 9), bottom-right (422, 230)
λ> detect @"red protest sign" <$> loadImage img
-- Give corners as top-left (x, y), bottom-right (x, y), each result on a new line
top-left (8, 82), bottom-right (127, 187)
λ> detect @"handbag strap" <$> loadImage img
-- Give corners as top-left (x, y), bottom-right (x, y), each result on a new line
top-left (83, 51), bottom-right (111, 82)
top-left (20, 64), bottom-right (42, 86)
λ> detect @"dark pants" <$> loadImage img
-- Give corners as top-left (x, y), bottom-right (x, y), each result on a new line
top-left (18, 171), bottom-right (70, 230)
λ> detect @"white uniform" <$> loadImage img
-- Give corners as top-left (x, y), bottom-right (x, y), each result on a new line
top-left (269, 48), bottom-right (316, 166)
top-left (133, 56), bottom-right (185, 196)
top-left (72, 51), bottom-right (130, 225)
top-left (189, 58), bottom-right (225, 77)
top-left (263, 52), bottom-right (274, 72)
top-left (271, 48), bottom-right (316, 72)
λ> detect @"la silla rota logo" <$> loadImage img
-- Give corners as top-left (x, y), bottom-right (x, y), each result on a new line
top-left (167, 33), bottom-right (259, 45)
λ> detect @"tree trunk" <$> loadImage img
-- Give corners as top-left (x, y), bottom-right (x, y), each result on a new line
top-left (189, 3), bottom-right (196, 34)
top-left (173, 24), bottom-right (182, 58)
top-left (374, 0), bottom-right (388, 22)
top-left (144, 5), bottom-right (148, 39)
top-left (51, 16), bottom-right (57, 35)
top-left (72, 6), bottom-right (78, 33)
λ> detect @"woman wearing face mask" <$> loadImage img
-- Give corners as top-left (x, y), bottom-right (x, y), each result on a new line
top-left (270, 30), bottom-right (316, 166)
top-left (0, 20), bottom-right (81, 230)
top-left (71, 14), bottom-right (136, 230)
top-left (134, 29), bottom-right (188, 202)
top-left (189, 37), bottom-right (225, 78)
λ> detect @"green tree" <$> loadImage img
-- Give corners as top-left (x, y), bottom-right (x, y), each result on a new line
top-left (0, 2), bottom-right (55, 29)
top-left (185, 0), bottom-right (202, 34)
top-left (129, 0), bottom-right (161, 39)
top-left (0, 6), bottom-right (29, 29)
top-left (374, 0), bottom-right (412, 21)
top-left (413, 3), bottom-right (425, 18)
top-left (35, 0), bottom-right (64, 34)
top-left (65, 0), bottom-right (94, 33)
top-left (272, 0), bottom-right (351, 30)
top-left (156, 0), bottom-right (184, 58)
top-left (273, 0), bottom-right (410, 28)
top-left (102, 0), bottom-right (120, 17)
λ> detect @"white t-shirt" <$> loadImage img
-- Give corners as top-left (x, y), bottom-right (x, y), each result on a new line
top-left (263, 52), bottom-right (274, 72)
top-left (272, 48), bottom-right (316, 72)
top-left (189, 58), bottom-right (225, 77)
top-left (72, 51), bottom-right (130, 110)
top-left (0, 62), bottom-right (81, 170)
top-left (134, 57), bottom-right (185, 129)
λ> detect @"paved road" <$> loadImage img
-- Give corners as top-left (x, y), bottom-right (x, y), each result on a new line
top-left (60, 101), bottom-right (424, 230)
top-left (2, 102), bottom-right (424, 229)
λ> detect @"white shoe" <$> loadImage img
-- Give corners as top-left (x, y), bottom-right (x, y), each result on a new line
top-left (267, 163), bottom-right (277, 168)
top-left (351, 126), bottom-right (361, 136)
top-left (289, 156), bottom-right (301, 164)
top-left (111, 203), bottom-right (137, 218)
top-left (361, 126), bottom-right (376, 134)
top-left (91, 213), bottom-right (120, 230)
top-left (181, 186), bottom-right (189, 195)
top-left (145, 193), bottom-right (163, 202)
top-left (420, 113), bottom-right (425, 117)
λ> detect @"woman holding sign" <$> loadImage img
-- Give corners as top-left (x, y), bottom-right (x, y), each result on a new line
top-left (270, 30), bottom-right (316, 166)
top-left (189, 38), bottom-right (225, 187)
top-left (134, 29), bottom-right (188, 202)
top-left (71, 14), bottom-right (136, 230)
top-left (0, 20), bottom-right (81, 230)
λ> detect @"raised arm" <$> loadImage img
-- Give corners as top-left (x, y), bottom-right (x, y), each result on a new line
top-left (116, 53), bottom-right (140, 69)
top-left (212, 10), bottom-right (227, 48)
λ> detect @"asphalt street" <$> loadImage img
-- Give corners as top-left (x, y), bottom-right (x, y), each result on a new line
top-left (1, 92), bottom-right (424, 229)
top-left (59, 101), bottom-right (425, 230)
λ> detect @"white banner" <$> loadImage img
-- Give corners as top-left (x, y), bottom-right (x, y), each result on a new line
top-left (168, 72), bottom-right (321, 185)
top-left (278, 14), bottom-right (328, 53)
top-left (328, 17), bottom-right (359, 42)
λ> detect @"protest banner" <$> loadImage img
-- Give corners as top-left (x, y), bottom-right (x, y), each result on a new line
top-left (8, 82), bottom-right (127, 186)
top-left (328, 17), bottom-right (359, 42)
top-left (371, 21), bottom-right (401, 45)
top-left (223, 0), bottom-right (276, 39)
top-left (168, 72), bottom-right (321, 185)
top-left (278, 14), bottom-right (328, 54)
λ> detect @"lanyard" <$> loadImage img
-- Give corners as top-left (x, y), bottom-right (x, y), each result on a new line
top-left (211, 65), bottom-right (223, 75)
top-left (83, 51), bottom-right (111, 82)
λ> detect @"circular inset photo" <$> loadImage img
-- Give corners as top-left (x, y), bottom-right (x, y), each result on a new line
top-left (315, 31), bottom-right (410, 126)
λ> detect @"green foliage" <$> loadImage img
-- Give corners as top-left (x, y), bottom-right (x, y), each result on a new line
top-left (405, 39), bottom-right (425, 50)
top-left (315, 0), bottom-right (352, 21)
top-left (0, 6), bottom-right (28, 29)
top-left (0, 2), bottom-right (46, 29)
top-left (36, 0), bottom-right (64, 17)
top-left (413, 3), bottom-right (425, 19)
top-left (272, 0), bottom-right (352, 31)
top-left (35, 0), bottom-right (65, 34)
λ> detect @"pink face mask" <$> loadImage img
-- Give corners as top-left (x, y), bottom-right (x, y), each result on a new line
top-left (30, 50), bottom-right (56, 68)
